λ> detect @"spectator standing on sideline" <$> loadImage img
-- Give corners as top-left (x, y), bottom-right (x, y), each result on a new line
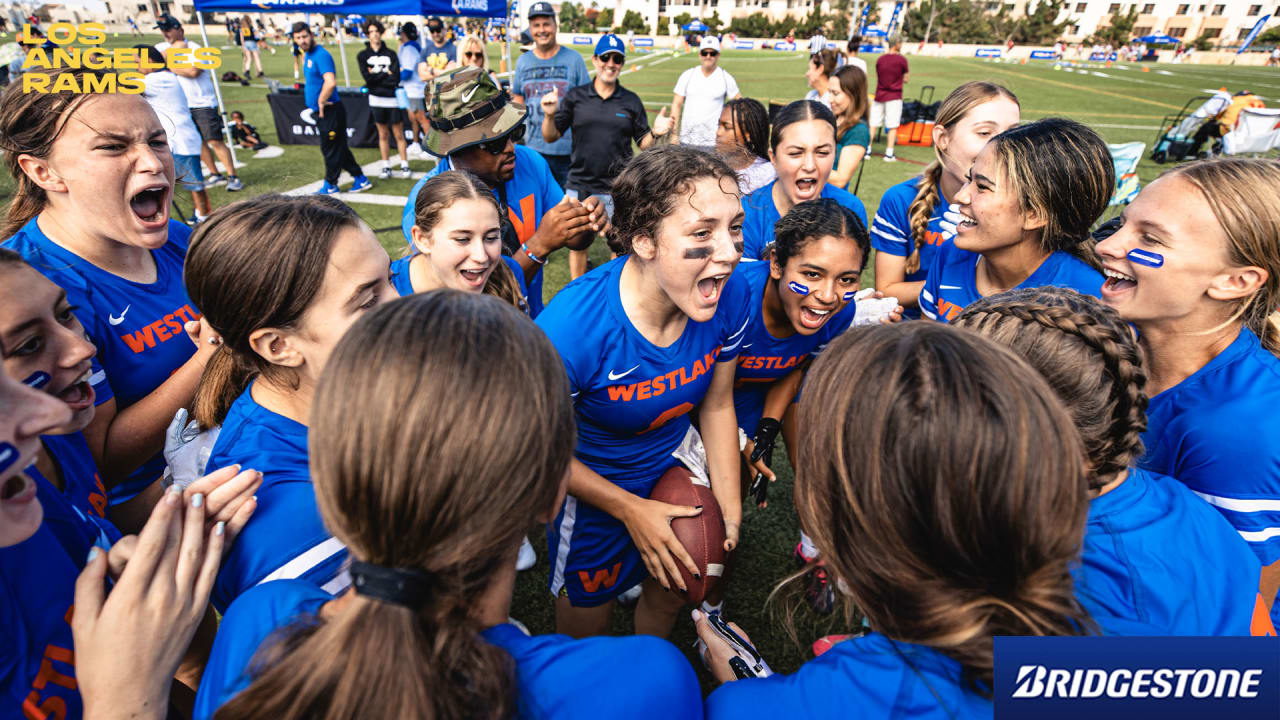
top-left (417, 16), bottom-right (458, 90)
top-left (136, 45), bottom-right (211, 224)
top-left (808, 30), bottom-right (827, 56)
top-left (403, 68), bottom-right (607, 315)
top-left (399, 22), bottom-right (427, 154)
top-left (844, 36), bottom-right (867, 74)
top-left (541, 34), bottom-right (674, 278)
top-left (804, 49), bottom-right (837, 108)
top-left (511, 2), bottom-right (590, 189)
top-left (358, 19), bottom-right (411, 179)
top-left (156, 13), bottom-right (244, 191)
top-left (871, 37), bottom-right (909, 162)
top-left (293, 22), bottom-right (372, 195)
top-left (239, 16), bottom-right (264, 78)
top-left (671, 36), bottom-right (741, 151)
top-left (229, 111), bottom-right (268, 151)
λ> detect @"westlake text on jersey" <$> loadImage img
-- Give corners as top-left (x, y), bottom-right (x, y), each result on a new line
top-left (18, 23), bottom-right (221, 93)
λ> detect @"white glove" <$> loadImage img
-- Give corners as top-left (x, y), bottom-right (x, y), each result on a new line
top-left (162, 408), bottom-right (222, 490)
top-left (852, 288), bottom-right (903, 327)
top-left (938, 202), bottom-right (963, 242)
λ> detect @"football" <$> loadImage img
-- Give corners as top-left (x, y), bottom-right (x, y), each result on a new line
top-left (649, 465), bottom-right (726, 605)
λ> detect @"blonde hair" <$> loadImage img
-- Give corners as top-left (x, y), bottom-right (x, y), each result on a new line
top-left (459, 35), bottom-right (487, 69)
top-left (905, 82), bottom-right (1019, 275)
top-left (1164, 158), bottom-right (1280, 356)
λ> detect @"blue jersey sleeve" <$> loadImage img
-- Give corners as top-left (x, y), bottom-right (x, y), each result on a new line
top-left (870, 180), bottom-right (915, 257)
top-left (824, 184), bottom-right (868, 230)
top-left (534, 292), bottom-right (590, 398)
top-left (315, 48), bottom-right (336, 76)
top-left (918, 249), bottom-right (943, 322)
top-left (741, 185), bottom-right (775, 262)
top-left (718, 271), bottom-right (754, 362)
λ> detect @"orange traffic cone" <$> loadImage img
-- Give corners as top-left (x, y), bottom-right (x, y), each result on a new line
top-left (1142, 66), bottom-right (1150, 72)
top-left (1021, 57), bottom-right (1027, 64)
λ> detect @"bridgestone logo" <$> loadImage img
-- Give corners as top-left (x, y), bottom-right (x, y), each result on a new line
top-left (1012, 665), bottom-right (1264, 699)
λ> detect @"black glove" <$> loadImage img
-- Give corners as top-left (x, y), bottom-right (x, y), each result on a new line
top-left (749, 417), bottom-right (782, 466)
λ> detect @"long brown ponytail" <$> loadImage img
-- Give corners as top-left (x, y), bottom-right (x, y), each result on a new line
top-left (216, 291), bottom-right (576, 720)
top-left (904, 82), bottom-right (1019, 275)
top-left (796, 322), bottom-right (1093, 693)
top-left (956, 287), bottom-right (1148, 491)
top-left (184, 194), bottom-right (363, 428)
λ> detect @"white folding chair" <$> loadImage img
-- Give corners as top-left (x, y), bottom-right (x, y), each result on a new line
top-left (1222, 108), bottom-right (1280, 156)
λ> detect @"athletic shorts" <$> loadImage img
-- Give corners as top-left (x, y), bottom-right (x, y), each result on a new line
top-left (172, 153), bottom-right (204, 191)
top-left (407, 96), bottom-right (426, 112)
top-left (548, 462), bottom-right (678, 606)
top-left (871, 99), bottom-right (903, 130)
top-left (565, 188), bottom-right (615, 221)
top-left (243, 39), bottom-right (259, 52)
top-left (370, 106), bottom-right (400, 125)
top-left (190, 107), bottom-right (225, 141)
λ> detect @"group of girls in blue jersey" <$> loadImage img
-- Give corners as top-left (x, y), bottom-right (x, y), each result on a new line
top-left (3, 61), bottom-right (1280, 720)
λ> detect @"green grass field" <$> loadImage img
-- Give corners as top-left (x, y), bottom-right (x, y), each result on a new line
top-left (4, 35), bottom-right (1278, 686)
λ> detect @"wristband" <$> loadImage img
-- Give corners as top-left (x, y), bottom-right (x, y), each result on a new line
top-left (520, 242), bottom-right (546, 265)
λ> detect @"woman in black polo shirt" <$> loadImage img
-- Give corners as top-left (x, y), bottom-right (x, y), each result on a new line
top-left (540, 33), bottom-right (674, 278)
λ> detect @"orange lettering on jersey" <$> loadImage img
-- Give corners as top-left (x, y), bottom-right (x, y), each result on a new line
top-left (578, 562), bottom-right (622, 592)
top-left (31, 645), bottom-right (76, 691)
top-left (607, 384), bottom-right (636, 402)
top-left (120, 325), bottom-right (155, 352)
top-left (507, 194), bottom-right (538, 243)
top-left (924, 229), bottom-right (947, 247)
top-left (1251, 593), bottom-right (1277, 636)
top-left (88, 474), bottom-right (107, 517)
top-left (119, 304), bottom-right (203, 354)
top-left (937, 298), bottom-right (963, 322)
top-left (639, 402), bottom-right (695, 434)
top-left (22, 693), bottom-right (66, 720)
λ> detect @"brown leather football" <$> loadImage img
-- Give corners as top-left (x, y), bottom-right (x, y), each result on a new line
top-left (648, 465), bottom-right (726, 605)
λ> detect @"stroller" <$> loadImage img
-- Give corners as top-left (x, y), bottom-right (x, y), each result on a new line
top-left (1150, 91), bottom-right (1230, 163)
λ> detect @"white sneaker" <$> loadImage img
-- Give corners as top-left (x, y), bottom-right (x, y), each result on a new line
top-left (379, 166), bottom-right (392, 180)
top-left (399, 164), bottom-right (412, 178)
top-left (516, 536), bottom-right (536, 571)
top-left (882, 153), bottom-right (897, 162)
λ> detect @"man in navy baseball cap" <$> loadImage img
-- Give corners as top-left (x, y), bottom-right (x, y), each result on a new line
top-left (527, 1), bottom-right (555, 18)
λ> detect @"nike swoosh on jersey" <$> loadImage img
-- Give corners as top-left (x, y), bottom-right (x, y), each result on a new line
top-left (108, 305), bottom-right (131, 325)
top-left (608, 364), bottom-right (641, 381)
top-left (939, 285), bottom-right (963, 290)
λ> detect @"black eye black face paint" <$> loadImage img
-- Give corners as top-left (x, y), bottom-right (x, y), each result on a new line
top-left (684, 246), bottom-right (712, 260)
top-left (734, 241), bottom-right (744, 254)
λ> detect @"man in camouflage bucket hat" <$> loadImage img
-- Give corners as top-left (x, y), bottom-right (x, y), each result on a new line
top-left (402, 67), bottom-right (608, 317)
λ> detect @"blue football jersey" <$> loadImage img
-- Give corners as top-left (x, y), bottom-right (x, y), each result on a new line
top-left (482, 623), bottom-right (704, 720)
top-left (193, 580), bottom-right (333, 720)
top-left (401, 145), bottom-right (563, 316)
top-left (204, 385), bottom-right (349, 613)
top-left (740, 180), bottom-right (867, 262)
top-left (27, 433), bottom-right (121, 560)
top-left (0, 524), bottom-right (89, 720)
top-left (1137, 327), bottom-right (1280, 625)
top-left (4, 216), bottom-right (198, 503)
top-left (1077, 467), bottom-right (1267, 636)
top-left (535, 256), bottom-right (752, 485)
top-left (871, 178), bottom-right (950, 320)
top-left (731, 260), bottom-right (855, 433)
top-left (919, 245), bottom-right (1103, 323)
top-left (705, 632), bottom-right (989, 720)
top-left (195, 580), bottom-right (704, 720)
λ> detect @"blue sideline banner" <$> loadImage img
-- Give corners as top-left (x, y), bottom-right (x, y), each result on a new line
top-left (771, 41), bottom-right (796, 50)
top-left (633, 37), bottom-right (654, 46)
top-left (995, 636), bottom-right (1280, 720)
top-left (572, 35), bottom-right (592, 45)
top-left (1030, 49), bottom-right (1056, 59)
top-left (734, 40), bottom-right (754, 49)
top-left (975, 48), bottom-right (1002, 57)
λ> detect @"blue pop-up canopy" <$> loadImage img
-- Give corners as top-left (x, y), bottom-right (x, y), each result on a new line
top-left (682, 20), bottom-right (709, 32)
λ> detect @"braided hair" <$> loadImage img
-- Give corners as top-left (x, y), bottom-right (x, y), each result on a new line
top-left (954, 287), bottom-right (1148, 491)
top-left (724, 98), bottom-right (770, 163)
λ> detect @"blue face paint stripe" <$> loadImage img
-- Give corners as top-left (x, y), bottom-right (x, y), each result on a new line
top-left (1127, 248), bottom-right (1164, 268)
top-left (0, 442), bottom-right (17, 474)
top-left (787, 281), bottom-right (810, 296)
top-left (842, 291), bottom-right (857, 302)
top-left (22, 372), bottom-right (50, 390)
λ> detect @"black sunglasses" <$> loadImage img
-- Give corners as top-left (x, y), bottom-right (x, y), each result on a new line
top-left (464, 51), bottom-right (484, 59)
top-left (700, 50), bottom-right (718, 57)
top-left (599, 52), bottom-right (624, 65)
top-left (479, 123), bottom-right (524, 155)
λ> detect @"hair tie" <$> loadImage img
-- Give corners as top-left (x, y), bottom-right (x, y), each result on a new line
top-left (350, 560), bottom-right (433, 608)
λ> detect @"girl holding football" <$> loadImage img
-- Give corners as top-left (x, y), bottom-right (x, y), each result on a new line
top-left (183, 194), bottom-right (396, 613)
top-left (1093, 157), bottom-right (1280, 627)
top-left (197, 292), bottom-right (704, 720)
top-left (536, 145), bottom-right (749, 639)
top-left (871, 81), bottom-right (1020, 317)
top-left (0, 66), bottom-right (221, 532)
top-left (697, 321), bottom-right (1094, 717)
top-left (919, 117), bottom-right (1108, 323)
